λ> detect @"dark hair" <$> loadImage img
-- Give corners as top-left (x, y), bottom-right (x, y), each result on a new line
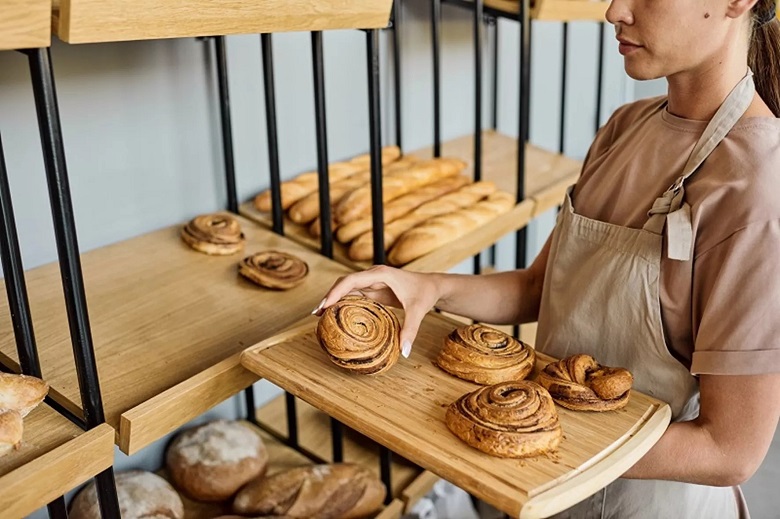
top-left (749, 0), bottom-right (780, 116)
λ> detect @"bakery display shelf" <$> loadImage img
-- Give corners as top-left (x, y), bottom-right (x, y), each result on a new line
top-left (50, 0), bottom-right (392, 44)
top-left (0, 214), bottom-right (354, 456)
top-left (239, 131), bottom-right (581, 273)
top-left (0, 0), bottom-right (50, 50)
top-left (0, 404), bottom-right (114, 519)
top-left (240, 313), bottom-right (672, 519)
top-left (443, 0), bottom-right (608, 22)
top-left (156, 421), bottom-right (405, 519)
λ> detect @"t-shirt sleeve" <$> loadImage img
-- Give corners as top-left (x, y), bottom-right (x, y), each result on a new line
top-left (691, 219), bottom-right (780, 375)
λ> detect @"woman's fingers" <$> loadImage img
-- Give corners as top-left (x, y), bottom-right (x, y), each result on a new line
top-left (314, 266), bottom-right (399, 315)
top-left (399, 301), bottom-right (429, 358)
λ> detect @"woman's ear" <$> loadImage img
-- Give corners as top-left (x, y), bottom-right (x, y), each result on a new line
top-left (725, 0), bottom-right (760, 20)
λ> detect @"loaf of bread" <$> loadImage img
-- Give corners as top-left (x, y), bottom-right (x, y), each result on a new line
top-left (335, 175), bottom-right (471, 244)
top-left (348, 181), bottom-right (497, 261)
top-left (166, 420), bottom-right (269, 502)
top-left (69, 470), bottom-right (184, 519)
top-left (335, 157), bottom-right (466, 225)
top-left (0, 373), bottom-right (49, 417)
top-left (349, 145), bottom-right (401, 167)
top-left (0, 410), bottom-right (23, 458)
top-left (387, 191), bottom-right (515, 266)
top-left (233, 463), bottom-right (385, 519)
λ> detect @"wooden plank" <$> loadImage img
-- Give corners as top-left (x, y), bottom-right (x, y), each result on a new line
top-left (239, 131), bottom-right (581, 273)
top-left (0, 0), bottom-right (50, 50)
top-left (0, 406), bottom-right (114, 519)
top-left (241, 313), bottom-right (671, 518)
top-left (401, 471), bottom-right (441, 513)
top-left (479, 0), bottom-right (608, 21)
top-left (0, 215), bottom-right (354, 455)
top-left (53, 0), bottom-right (392, 44)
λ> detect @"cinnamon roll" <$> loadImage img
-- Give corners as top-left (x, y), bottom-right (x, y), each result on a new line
top-left (316, 296), bottom-right (401, 375)
top-left (437, 325), bottom-right (536, 385)
top-left (537, 354), bottom-right (633, 411)
top-left (181, 214), bottom-right (245, 255)
top-left (239, 251), bottom-right (309, 290)
top-left (445, 381), bottom-right (562, 458)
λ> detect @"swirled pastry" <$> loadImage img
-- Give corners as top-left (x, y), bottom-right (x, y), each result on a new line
top-left (239, 251), bottom-right (309, 290)
top-left (181, 214), bottom-right (245, 255)
top-left (537, 354), bottom-right (633, 411)
top-left (437, 325), bottom-right (536, 385)
top-left (445, 381), bottom-right (562, 458)
top-left (316, 296), bottom-right (401, 375)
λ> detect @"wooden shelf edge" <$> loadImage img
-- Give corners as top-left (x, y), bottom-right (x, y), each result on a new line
top-left (377, 498), bottom-right (405, 519)
top-left (0, 423), bottom-right (115, 519)
top-left (0, 0), bottom-right (50, 51)
top-left (401, 470), bottom-right (441, 513)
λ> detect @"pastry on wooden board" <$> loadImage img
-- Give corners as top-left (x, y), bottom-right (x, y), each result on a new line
top-left (239, 251), bottom-right (309, 290)
top-left (537, 354), bottom-right (633, 411)
top-left (181, 214), bottom-right (245, 256)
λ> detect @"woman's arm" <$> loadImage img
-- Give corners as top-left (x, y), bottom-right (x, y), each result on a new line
top-left (623, 372), bottom-right (780, 486)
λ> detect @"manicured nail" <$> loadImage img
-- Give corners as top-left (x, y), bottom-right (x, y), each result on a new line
top-left (401, 340), bottom-right (412, 358)
top-left (312, 298), bottom-right (326, 315)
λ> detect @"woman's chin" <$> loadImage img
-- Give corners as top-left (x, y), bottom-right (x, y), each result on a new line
top-left (623, 61), bottom-right (665, 82)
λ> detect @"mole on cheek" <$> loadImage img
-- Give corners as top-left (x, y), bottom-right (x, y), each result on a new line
top-left (704, 12), bottom-right (710, 18)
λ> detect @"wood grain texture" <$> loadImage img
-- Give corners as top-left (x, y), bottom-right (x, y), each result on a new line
top-left (239, 131), bottom-right (581, 273)
top-left (54, 0), bottom-right (392, 43)
top-left (0, 406), bottom-right (114, 519)
top-left (0, 0), bottom-right (50, 50)
top-left (482, 0), bottom-right (608, 21)
top-left (241, 313), bottom-right (671, 518)
top-left (0, 215), bottom-right (353, 455)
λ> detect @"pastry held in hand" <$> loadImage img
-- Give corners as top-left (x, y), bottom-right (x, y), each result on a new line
top-left (0, 410), bottom-right (23, 458)
top-left (233, 463), bottom-right (385, 519)
top-left (537, 354), bottom-right (633, 411)
top-left (0, 372), bottom-right (49, 417)
top-left (239, 251), bottom-right (309, 290)
top-left (316, 296), bottom-right (401, 375)
top-left (437, 325), bottom-right (536, 385)
top-left (181, 213), bottom-right (245, 255)
top-left (446, 381), bottom-right (562, 458)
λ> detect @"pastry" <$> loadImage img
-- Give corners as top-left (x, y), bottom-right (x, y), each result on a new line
top-left (0, 372), bottom-right (49, 417)
top-left (69, 470), bottom-right (184, 519)
top-left (233, 463), bottom-right (385, 519)
top-left (166, 420), bottom-right (269, 502)
top-left (537, 354), bottom-right (633, 411)
top-left (316, 296), bottom-right (401, 375)
top-left (181, 214), bottom-right (245, 255)
top-left (445, 381), bottom-right (562, 458)
top-left (239, 251), bottom-right (309, 290)
top-left (437, 324), bottom-right (536, 385)
top-left (0, 410), bottom-right (23, 458)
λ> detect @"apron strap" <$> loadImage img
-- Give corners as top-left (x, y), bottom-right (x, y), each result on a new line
top-left (642, 69), bottom-right (756, 261)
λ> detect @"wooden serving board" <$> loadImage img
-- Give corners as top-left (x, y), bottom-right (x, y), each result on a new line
top-left (240, 313), bottom-right (671, 519)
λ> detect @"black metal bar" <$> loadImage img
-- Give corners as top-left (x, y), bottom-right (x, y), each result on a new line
top-left (367, 29), bottom-right (386, 265)
top-left (215, 36), bottom-right (238, 214)
top-left (44, 395), bottom-right (88, 429)
top-left (27, 47), bottom-right (122, 519)
top-left (331, 418), bottom-right (344, 462)
top-left (431, 0), bottom-right (442, 157)
top-left (380, 445), bottom-right (393, 504)
top-left (474, 0), bottom-right (484, 182)
top-left (285, 392), bottom-right (299, 448)
top-left (595, 22), bottom-right (605, 134)
top-left (559, 23), bottom-right (568, 155)
top-left (46, 497), bottom-right (68, 519)
top-left (0, 134), bottom-right (43, 379)
top-left (491, 18), bottom-right (499, 131)
top-left (262, 33), bottom-right (284, 235)
top-left (392, 0), bottom-right (403, 150)
top-left (311, 31), bottom-right (333, 259)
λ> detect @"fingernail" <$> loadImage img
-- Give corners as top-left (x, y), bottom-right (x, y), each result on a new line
top-left (312, 298), bottom-right (326, 315)
top-left (401, 340), bottom-right (412, 358)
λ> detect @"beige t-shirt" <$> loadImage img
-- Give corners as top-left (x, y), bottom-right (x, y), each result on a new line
top-left (572, 96), bottom-right (780, 376)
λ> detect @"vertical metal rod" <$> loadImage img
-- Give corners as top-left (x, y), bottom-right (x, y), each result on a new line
top-left (367, 29), bottom-right (386, 265)
top-left (46, 498), bottom-right (68, 519)
top-left (331, 418), bottom-right (344, 462)
top-left (595, 22), bottom-right (605, 134)
top-left (431, 0), bottom-right (442, 157)
top-left (285, 392), bottom-right (299, 448)
top-left (491, 19), bottom-right (499, 131)
top-left (380, 445), bottom-right (393, 504)
top-left (311, 31), bottom-right (333, 259)
top-left (559, 23), bottom-right (568, 155)
top-left (472, 0), bottom-right (485, 276)
top-left (262, 33), bottom-right (284, 235)
top-left (392, 0), bottom-right (403, 150)
top-left (215, 36), bottom-right (238, 213)
top-left (27, 47), bottom-right (121, 519)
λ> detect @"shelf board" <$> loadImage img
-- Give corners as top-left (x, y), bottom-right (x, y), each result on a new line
top-left (51, 0), bottom-right (393, 44)
top-left (0, 0), bottom-right (50, 50)
top-left (240, 130), bottom-right (581, 273)
top-left (156, 421), bottom-right (404, 519)
top-left (0, 215), bottom-right (353, 456)
top-left (444, 0), bottom-right (608, 22)
top-left (241, 313), bottom-right (672, 518)
top-left (0, 405), bottom-right (114, 519)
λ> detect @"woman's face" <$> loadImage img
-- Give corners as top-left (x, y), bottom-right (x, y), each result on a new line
top-left (605, 0), bottom-right (755, 80)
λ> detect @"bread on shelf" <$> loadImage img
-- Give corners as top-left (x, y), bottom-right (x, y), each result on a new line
top-left (239, 251), bottom-right (309, 290)
top-left (0, 410), bottom-right (23, 457)
top-left (0, 373), bottom-right (49, 417)
top-left (181, 214), bottom-right (246, 256)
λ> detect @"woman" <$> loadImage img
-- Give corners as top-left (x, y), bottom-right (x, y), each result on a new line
top-left (316, 0), bottom-right (780, 516)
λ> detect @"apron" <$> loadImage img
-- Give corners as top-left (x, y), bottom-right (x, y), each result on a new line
top-left (534, 69), bottom-right (756, 519)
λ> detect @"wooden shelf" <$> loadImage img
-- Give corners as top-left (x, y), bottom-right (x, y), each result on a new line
top-left (156, 421), bottom-right (404, 519)
top-left (0, 215), bottom-right (353, 456)
top-left (0, 404), bottom-right (114, 519)
top-left (445, 0), bottom-right (608, 22)
top-left (0, 0), bottom-right (50, 50)
top-left (240, 131), bottom-right (581, 273)
top-left (51, 0), bottom-right (393, 44)
top-left (241, 313), bottom-right (672, 518)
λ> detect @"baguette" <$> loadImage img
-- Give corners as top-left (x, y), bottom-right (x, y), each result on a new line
top-left (348, 181), bottom-right (497, 261)
top-left (0, 410), bottom-right (23, 458)
top-left (335, 157), bottom-right (466, 225)
top-left (387, 191), bottom-right (515, 266)
top-left (349, 145), bottom-right (401, 167)
top-left (0, 373), bottom-right (49, 418)
top-left (253, 162), bottom-right (365, 212)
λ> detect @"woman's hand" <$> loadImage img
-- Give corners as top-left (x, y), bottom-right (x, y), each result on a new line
top-left (313, 265), bottom-right (441, 357)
